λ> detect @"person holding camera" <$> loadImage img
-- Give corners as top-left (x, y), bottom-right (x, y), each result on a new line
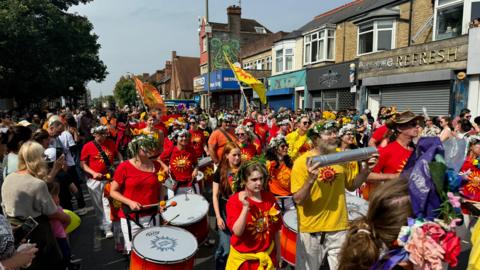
top-left (0, 214), bottom-right (38, 269)
top-left (2, 141), bottom-right (69, 269)
top-left (80, 126), bottom-right (122, 238)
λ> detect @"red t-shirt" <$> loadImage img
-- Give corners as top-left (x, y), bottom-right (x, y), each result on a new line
top-left (169, 145), bottom-right (198, 183)
top-left (268, 125), bottom-right (279, 143)
top-left (80, 139), bottom-right (117, 175)
top-left (160, 137), bottom-right (175, 163)
top-left (240, 143), bottom-right (257, 161)
top-left (226, 191), bottom-right (282, 269)
top-left (255, 123), bottom-right (269, 146)
top-left (372, 141), bottom-right (412, 174)
top-left (113, 160), bottom-right (161, 218)
top-left (371, 125), bottom-right (388, 147)
top-left (154, 122), bottom-right (168, 136)
top-left (189, 129), bottom-right (206, 159)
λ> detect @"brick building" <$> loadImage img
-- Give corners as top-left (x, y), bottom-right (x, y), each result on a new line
top-left (195, 5), bottom-right (271, 110)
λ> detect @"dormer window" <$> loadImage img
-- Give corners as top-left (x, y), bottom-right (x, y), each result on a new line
top-left (254, 26), bottom-right (267, 34)
top-left (304, 28), bottom-right (335, 64)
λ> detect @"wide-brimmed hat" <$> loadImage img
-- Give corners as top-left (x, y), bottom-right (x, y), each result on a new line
top-left (391, 111), bottom-right (424, 125)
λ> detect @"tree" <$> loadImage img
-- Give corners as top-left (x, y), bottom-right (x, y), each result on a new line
top-left (0, 0), bottom-right (107, 106)
top-left (113, 76), bottom-right (137, 107)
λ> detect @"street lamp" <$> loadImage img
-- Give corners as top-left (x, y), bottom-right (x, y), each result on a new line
top-left (68, 86), bottom-right (74, 108)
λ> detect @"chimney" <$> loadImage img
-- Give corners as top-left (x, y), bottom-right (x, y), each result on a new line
top-left (142, 73), bottom-right (149, 81)
top-left (165, 61), bottom-right (172, 76)
top-left (172, 50), bottom-right (177, 59)
top-left (227, 5), bottom-right (241, 36)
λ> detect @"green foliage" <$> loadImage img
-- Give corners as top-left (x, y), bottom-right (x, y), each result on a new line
top-left (113, 76), bottom-right (137, 107)
top-left (0, 0), bottom-right (107, 105)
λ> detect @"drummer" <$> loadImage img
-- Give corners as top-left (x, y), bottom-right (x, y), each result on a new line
top-left (266, 134), bottom-right (293, 210)
top-left (290, 121), bottom-right (373, 270)
top-left (168, 129), bottom-right (199, 194)
top-left (188, 116), bottom-right (207, 159)
top-left (225, 161), bottom-right (282, 269)
top-left (109, 134), bottom-right (164, 253)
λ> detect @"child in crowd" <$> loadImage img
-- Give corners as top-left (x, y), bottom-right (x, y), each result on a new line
top-left (47, 182), bottom-right (81, 270)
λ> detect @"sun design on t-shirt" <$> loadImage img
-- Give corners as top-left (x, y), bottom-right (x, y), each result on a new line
top-left (241, 149), bottom-right (253, 161)
top-left (318, 166), bottom-right (337, 184)
top-left (95, 149), bottom-right (113, 164)
top-left (246, 205), bottom-right (281, 241)
top-left (192, 134), bottom-right (202, 144)
top-left (464, 171), bottom-right (480, 201)
top-left (171, 155), bottom-right (192, 172)
top-left (397, 159), bottom-right (408, 173)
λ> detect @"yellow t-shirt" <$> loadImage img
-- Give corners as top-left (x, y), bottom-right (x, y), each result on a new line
top-left (291, 150), bottom-right (355, 233)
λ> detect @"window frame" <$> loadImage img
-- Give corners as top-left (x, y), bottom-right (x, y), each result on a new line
top-left (303, 28), bottom-right (336, 64)
top-left (273, 41), bottom-right (296, 74)
top-left (356, 19), bottom-right (396, 56)
top-left (432, 0), bottom-right (468, 41)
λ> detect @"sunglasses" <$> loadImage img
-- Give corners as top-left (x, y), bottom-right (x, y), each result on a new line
top-left (279, 144), bottom-right (288, 149)
top-left (466, 115), bottom-right (472, 119)
top-left (246, 125), bottom-right (253, 128)
top-left (237, 133), bottom-right (246, 136)
top-left (302, 121), bottom-right (311, 125)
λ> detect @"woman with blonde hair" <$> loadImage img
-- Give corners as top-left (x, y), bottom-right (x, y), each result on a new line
top-left (2, 141), bottom-right (70, 270)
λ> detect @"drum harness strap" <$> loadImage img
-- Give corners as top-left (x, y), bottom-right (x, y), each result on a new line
top-left (122, 205), bottom-right (159, 241)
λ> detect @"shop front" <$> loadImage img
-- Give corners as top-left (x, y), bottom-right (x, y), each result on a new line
top-left (306, 61), bottom-right (357, 111)
top-left (358, 35), bottom-right (468, 118)
top-left (267, 70), bottom-right (306, 110)
top-left (193, 69), bottom-right (250, 110)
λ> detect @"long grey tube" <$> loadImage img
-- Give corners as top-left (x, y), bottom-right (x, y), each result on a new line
top-left (307, 147), bottom-right (378, 167)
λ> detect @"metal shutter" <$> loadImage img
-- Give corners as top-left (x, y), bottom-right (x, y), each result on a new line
top-left (380, 83), bottom-right (451, 116)
top-left (268, 96), bottom-right (294, 110)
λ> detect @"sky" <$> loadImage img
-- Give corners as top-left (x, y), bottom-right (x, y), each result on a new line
top-left (70, 0), bottom-right (350, 98)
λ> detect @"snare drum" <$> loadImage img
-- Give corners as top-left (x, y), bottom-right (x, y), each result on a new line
top-left (161, 194), bottom-right (209, 244)
top-left (346, 193), bottom-right (369, 221)
top-left (130, 226), bottom-right (198, 270)
top-left (280, 209), bottom-right (297, 266)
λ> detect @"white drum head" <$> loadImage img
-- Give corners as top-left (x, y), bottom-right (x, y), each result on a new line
top-left (196, 171), bottom-right (204, 182)
top-left (346, 194), bottom-right (369, 220)
top-left (283, 209), bottom-right (298, 232)
top-left (162, 194), bottom-right (209, 225)
top-left (132, 226), bottom-right (198, 263)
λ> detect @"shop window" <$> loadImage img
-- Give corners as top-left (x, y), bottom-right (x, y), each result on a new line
top-left (304, 28), bottom-right (335, 64)
top-left (357, 20), bottom-right (395, 55)
top-left (435, 0), bottom-right (464, 40)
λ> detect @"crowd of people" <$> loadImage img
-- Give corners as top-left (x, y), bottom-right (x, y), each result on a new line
top-left (0, 103), bottom-right (478, 269)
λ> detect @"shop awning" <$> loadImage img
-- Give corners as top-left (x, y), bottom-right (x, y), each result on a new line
top-left (266, 88), bottom-right (294, 97)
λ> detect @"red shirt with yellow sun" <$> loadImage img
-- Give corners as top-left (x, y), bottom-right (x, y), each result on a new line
top-left (226, 191), bottom-right (282, 268)
top-left (189, 129), bottom-right (206, 159)
top-left (255, 123), bottom-right (269, 146)
top-left (239, 143), bottom-right (257, 161)
top-left (460, 156), bottom-right (480, 202)
top-left (80, 139), bottom-right (117, 175)
top-left (169, 145), bottom-right (197, 183)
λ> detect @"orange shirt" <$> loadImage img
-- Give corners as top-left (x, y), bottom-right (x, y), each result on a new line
top-left (208, 128), bottom-right (238, 160)
top-left (267, 160), bottom-right (292, 196)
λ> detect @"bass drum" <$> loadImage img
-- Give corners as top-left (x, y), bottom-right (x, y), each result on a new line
top-left (130, 226), bottom-right (198, 270)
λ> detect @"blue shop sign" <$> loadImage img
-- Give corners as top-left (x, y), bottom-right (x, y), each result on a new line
top-left (194, 70), bottom-right (240, 91)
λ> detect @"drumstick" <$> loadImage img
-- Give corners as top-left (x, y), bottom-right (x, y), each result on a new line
top-left (164, 214), bottom-right (180, 225)
top-left (142, 201), bottom-right (177, 209)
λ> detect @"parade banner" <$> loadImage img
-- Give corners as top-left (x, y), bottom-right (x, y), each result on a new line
top-left (133, 76), bottom-right (166, 111)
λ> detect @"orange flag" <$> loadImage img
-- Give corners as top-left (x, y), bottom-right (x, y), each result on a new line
top-left (143, 83), bottom-right (166, 112)
top-left (133, 76), bottom-right (145, 97)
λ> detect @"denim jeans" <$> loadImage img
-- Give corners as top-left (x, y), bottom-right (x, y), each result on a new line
top-left (215, 227), bottom-right (231, 270)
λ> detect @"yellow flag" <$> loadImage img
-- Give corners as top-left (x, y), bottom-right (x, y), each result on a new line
top-left (224, 52), bottom-right (267, 104)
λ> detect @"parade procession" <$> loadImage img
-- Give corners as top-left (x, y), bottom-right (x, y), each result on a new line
top-left (2, 0), bottom-right (480, 269)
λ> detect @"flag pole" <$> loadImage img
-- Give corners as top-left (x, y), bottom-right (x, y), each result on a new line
top-left (230, 69), bottom-right (252, 113)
